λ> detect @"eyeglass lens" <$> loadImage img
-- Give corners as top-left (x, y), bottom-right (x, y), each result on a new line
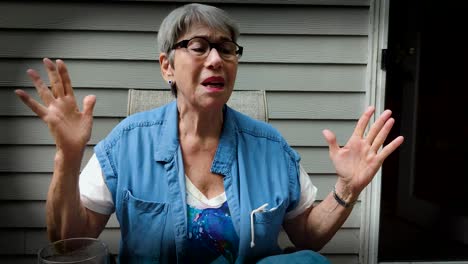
top-left (187, 38), bottom-right (238, 59)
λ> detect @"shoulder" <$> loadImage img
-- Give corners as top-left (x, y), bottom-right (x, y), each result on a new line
top-left (228, 106), bottom-right (283, 142)
top-left (118, 102), bottom-right (173, 130)
top-left (100, 102), bottom-right (175, 147)
top-left (227, 106), bottom-right (300, 160)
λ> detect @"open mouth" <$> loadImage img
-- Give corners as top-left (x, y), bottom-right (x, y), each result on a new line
top-left (201, 76), bottom-right (225, 89)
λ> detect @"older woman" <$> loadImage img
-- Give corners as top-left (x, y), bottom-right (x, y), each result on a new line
top-left (15, 3), bottom-right (403, 264)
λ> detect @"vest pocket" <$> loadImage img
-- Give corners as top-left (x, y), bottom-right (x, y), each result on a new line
top-left (120, 189), bottom-right (169, 259)
top-left (254, 201), bottom-right (287, 223)
top-left (252, 201), bottom-right (287, 252)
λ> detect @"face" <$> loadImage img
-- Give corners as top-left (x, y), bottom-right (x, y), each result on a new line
top-left (160, 24), bottom-right (239, 111)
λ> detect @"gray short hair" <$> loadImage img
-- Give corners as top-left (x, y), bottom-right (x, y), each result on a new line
top-left (157, 3), bottom-right (240, 96)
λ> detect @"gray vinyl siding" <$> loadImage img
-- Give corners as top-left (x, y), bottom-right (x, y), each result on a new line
top-left (0, 1), bottom-right (370, 263)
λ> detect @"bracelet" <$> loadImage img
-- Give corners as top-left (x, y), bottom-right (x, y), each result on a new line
top-left (332, 186), bottom-right (357, 208)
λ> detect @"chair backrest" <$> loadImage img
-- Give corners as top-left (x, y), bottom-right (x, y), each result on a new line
top-left (127, 89), bottom-right (268, 122)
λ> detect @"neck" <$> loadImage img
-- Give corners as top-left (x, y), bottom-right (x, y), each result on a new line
top-left (177, 102), bottom-right (224, 145)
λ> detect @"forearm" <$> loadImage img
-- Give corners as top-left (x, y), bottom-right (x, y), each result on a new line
top-left (304, 190), bottom-right (354, 249)
top-left (46, 149), bottom-right (93, 241)
top-left (291, 181), bottom-right (357, 250)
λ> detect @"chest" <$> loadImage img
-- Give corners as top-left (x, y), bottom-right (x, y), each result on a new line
top-left (180, 142), bottom-right (225, 199)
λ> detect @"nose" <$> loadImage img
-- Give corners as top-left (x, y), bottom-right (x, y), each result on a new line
top-left (204, 48), bottom-right (223, 69)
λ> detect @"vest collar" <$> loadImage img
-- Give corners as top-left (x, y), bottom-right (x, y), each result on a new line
top-left (154, 101), bottom-right (179, 163)
top-left (211, 105), bottom-right (237, 176)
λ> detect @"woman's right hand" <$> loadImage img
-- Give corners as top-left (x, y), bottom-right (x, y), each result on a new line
top-left (15, 58), bottom-right (96, 158)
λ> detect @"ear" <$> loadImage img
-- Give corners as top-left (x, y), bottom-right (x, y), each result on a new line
top-left (159, 53), bottom-right (174, 82)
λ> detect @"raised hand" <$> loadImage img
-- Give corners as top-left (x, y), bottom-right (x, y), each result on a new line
top-left (15, 58), bottom-right (96, 158)
top-left (322, 106), bottom-right (404, 199)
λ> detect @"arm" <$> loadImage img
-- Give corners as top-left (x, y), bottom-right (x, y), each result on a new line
top-left (284, 106), bottom-right (404, 250)
top-left (47, 150), bottom-right (110, 241)
top-left (15, 58), bottom-right (109, 242)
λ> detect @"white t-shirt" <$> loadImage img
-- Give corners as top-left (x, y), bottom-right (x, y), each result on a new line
top-left (79, 154), bottom-right (317, 219)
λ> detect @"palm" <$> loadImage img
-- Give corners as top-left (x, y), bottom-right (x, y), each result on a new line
top-left (44, 94), bottom-right (93, 151)
top-left (323, 107), bottom-right (404, 195)
top-left (15, 58), bottom-right (96, 153)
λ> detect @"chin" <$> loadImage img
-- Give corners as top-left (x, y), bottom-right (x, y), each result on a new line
top-left (200, 95), bottom-right (229, 111)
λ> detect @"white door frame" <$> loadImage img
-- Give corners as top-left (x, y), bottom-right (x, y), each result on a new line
top-left (361, 0), bottom-right (390, 263)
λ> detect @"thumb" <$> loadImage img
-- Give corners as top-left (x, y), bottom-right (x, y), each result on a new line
top-left (322, 129), bottom-right (339, 156)
top-left (82, 95), bottom-right (96, 117)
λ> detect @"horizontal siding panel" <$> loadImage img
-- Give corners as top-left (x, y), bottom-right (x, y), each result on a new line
top-left (267, 92), bottom-right (365, 119)
top-left (344, 202), bottom-right (361, 228)
top-left (321, 228), bottom-right (360, 254)
top-left (0, 2), bottom-right (174, 32)
top-left (0, 145), bottom-right (332, 173)
top-left (0, 201), bottom-right (119, 228)
top-left (23, 228), bottom-right (121, 255)
top-left (1, 118), bottom-right (356, 146)
top-left (0, 31), bottom-right (159, 61)
top-left (310, 201), bottom-right (362, 228)
top-left (0, 230), bottom-right (24, 254)
top-left (278, 228), bottom-right (359, 254)
top-left (0, 173), bottom-right (358, 201)
top-left (242, 35), bottom-right (367, 64)
top-left (295, 147), bottom-right (333, 173)
top-left (311, 175), bottom-right (362, 202)
top-left (270, 120), bottom-right (356, 146)
top-left (0, 31), bottom-right (368, 64)
top-left (0, 60), bottom-right (164, 90)
top-left (1, 89), bottom-right (366, 120)
top-left (238, 64), bottom-right (366, 92)
top-left (0, 202), bottom-right (45, 228)
top-left (0, 200), bottom-right (359, 228)
top-left (233, 7), bottom-right (368, 35)
top-left (0, 88), bottom-right (128, 117)
top-left (0, 117), bottom-right (121, 145)
top-left (0, 174), bottom-right (49, 200)
top-left (0, 173), bottom-right (345, 201)
top-left (0, 3), bottom-right (369, 35)
top-left (0, 60), bottom-right (367, 92)
top-left (0, 146), bottom-right (94, 173)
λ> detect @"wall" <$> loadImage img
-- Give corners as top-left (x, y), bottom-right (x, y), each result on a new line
top-left (0, 1), bottom-right (370, 263)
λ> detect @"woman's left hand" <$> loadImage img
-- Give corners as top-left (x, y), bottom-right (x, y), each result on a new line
top-left (322, 106), bottom-right (404, 201)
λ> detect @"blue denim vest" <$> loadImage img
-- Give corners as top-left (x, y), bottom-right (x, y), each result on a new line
top-left (94, 101), bottom-right (301, 263)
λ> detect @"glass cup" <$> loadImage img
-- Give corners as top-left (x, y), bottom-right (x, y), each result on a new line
top-left (37, 237), bottom-right (110, 264)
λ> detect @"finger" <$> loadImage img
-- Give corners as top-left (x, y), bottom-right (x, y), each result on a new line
top-left (56, 59), bottom-right (75, 97)
top-left (353, 106), bottom-right (375, 138)
top-left (322, 129), bottom-right (340, 157)
top-left (43, 58), bottom-right (64, 98)
top-left (370, 117), bottom-right (395, 153)
top-left (82, 95), bottom-right (96, 117)
top-left (366, 109), bottom-right (392, 144)
top-left (378, 136), bottom-right (404, 160)
top-left (15, 89), bottom-right (48, 117)
top-left (26, 69), bottom-right (54, 106)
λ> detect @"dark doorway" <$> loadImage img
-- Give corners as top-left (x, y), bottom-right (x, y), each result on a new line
top-left (379, 0), bottom-right (468, 262)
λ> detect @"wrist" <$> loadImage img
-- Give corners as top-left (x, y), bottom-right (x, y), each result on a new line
top-left (333, 181), bottom-right (358, 208)
top-left (54, 149), bottom-right (84, 170)
top-left (332, 186), bottom-right (357, 208)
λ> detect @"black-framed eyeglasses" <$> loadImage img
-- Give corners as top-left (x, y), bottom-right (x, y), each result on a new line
top-left (172, 37), bottom-right (243, 61)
